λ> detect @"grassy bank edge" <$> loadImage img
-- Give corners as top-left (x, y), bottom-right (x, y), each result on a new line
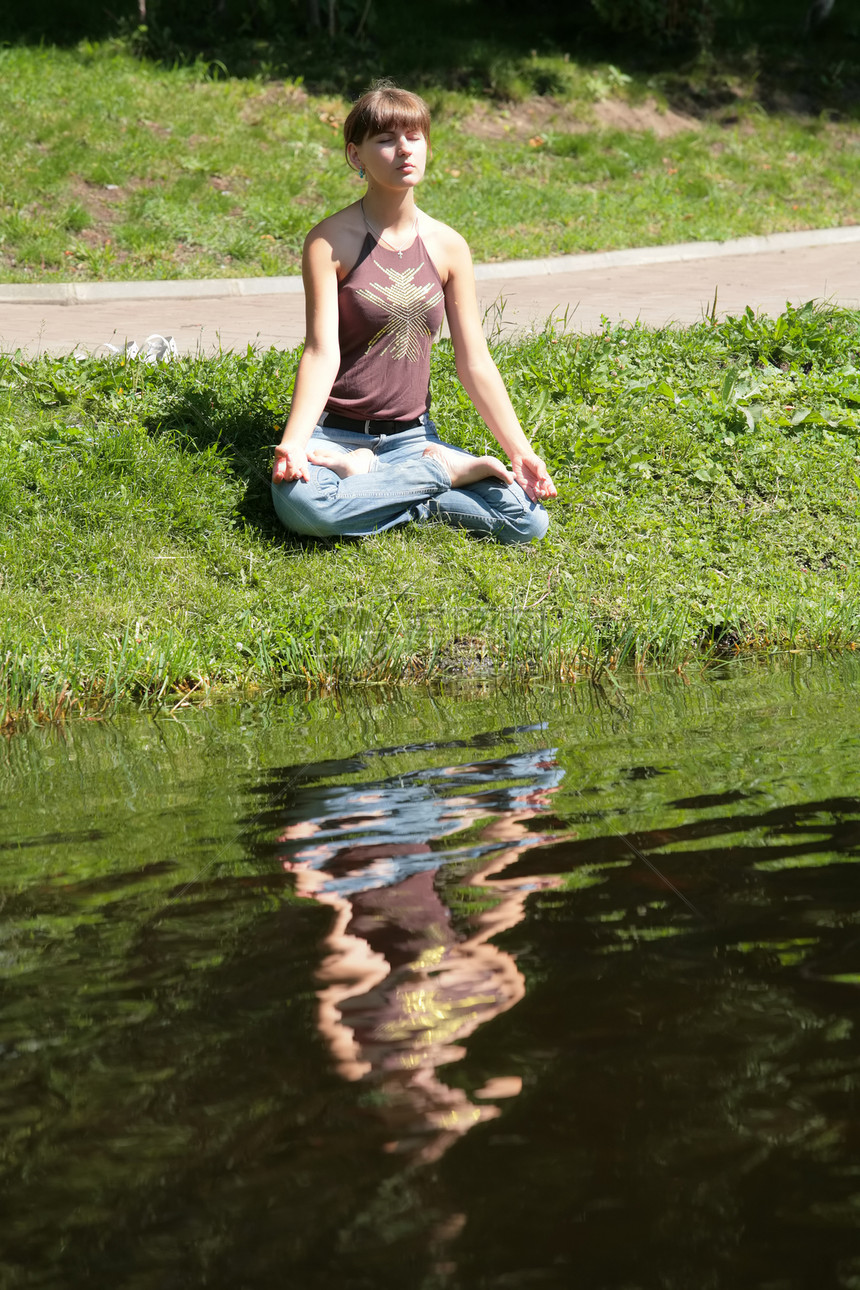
top-left (3, 301), bottom-right (860, 733)
top-left (5, 604), bottom-right (860, 736)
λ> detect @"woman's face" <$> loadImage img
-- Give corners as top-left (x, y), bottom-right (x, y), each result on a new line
top-left (353, 125), bottom-right (428, 190)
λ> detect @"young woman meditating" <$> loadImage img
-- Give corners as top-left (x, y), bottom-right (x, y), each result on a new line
top-left (271, 84), bottom-right (556, 544)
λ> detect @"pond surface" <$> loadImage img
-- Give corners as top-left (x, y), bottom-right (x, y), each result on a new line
top-left (1, 659), bottom-right (859, 1290)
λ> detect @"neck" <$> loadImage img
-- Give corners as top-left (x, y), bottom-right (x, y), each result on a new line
top-left (360, 187), bottom-right (417, 232)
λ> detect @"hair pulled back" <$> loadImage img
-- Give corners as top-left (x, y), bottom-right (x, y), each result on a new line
top-left (343, 82), bottom-right (431, 159)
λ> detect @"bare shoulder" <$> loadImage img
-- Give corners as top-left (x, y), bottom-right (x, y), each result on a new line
top-left (417, 212), bottom-right (473, 283)
top-left (304, 202), bottom-right (366, 278)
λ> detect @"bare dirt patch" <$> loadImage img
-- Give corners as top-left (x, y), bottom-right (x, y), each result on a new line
top-left (64, 175), bottom-right (153, 227)
top-left (462, 95), bottom-right (699, 140)
top-left (462, 97), bottom-right (587, 140)
top-left (592, 97), bottom-right (700, 136)
top-left (66, 178), bottom-right (120, 224)
top-left (138, 118), bottom-right (173, 138)
top-left (240, 81), bottom-right (309, 124)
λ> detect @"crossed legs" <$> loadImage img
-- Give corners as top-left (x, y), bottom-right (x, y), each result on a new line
top-left (309, 441), bottom-right (514, 489)
top-left (273, 422), bottom-right (548, 544)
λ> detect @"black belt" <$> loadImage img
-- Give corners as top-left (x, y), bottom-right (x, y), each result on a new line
top-left (320, 412), bottom-right (423, 435)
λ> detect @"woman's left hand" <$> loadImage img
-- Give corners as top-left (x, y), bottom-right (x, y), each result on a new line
top-left (510, 452), bottom-right (557, 503)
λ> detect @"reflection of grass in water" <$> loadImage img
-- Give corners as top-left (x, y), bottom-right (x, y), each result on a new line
top-left (426, 814), bottom-right (501, 848)
top-left (3, 303), bottom-right (860, 725)
top-left (754, 852), bottom-right (860, 870)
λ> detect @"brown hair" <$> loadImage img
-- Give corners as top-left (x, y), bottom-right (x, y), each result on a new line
top-left (343, 83), bottom-right (431, 159)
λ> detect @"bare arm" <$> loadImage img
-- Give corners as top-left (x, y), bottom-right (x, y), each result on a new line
top-left (442, 231), bottom-right (556, 503)
top-left (272, 230), bottom-right (342, 484)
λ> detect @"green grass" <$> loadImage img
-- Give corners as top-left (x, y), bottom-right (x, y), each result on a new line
top-left (2, 302), bottom-right (860, 726)
top-left (1, 41), bottom-right (859, 282)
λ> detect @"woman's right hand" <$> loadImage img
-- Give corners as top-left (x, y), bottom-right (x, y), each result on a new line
top-left (272, 442), bottom-right (310, 484)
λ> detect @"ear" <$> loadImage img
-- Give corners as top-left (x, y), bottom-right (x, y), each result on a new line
top-left (346, 143), bottom-right (361, 170)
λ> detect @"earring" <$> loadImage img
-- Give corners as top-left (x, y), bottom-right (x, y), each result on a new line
top-left (359, 165), bottom-right (365, 180)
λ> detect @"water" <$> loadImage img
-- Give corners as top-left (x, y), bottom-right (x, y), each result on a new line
top-left (1, 659), bottom-right (859, 1290)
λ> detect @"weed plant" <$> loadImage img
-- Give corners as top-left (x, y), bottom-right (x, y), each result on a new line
top-left (1, 303), bottom-right (860, 725)
top-left (1, 43), bottom-right (859, 283)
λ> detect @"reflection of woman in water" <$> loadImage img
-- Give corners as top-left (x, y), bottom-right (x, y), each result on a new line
top-left (276, 750), bottom-right (563, 1164)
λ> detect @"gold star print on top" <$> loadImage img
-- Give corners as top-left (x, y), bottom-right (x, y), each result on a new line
top-left (358, 260), bottom-right (445, 361)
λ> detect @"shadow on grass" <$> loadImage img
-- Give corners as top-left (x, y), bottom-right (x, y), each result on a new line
top-left (140, 381), bottom-right (359, 553)
top-left (140, 376), bottom-right (286, 540)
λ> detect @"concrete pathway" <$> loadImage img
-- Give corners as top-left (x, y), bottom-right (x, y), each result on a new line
top-left (2, 227), bottom-right (859, 358)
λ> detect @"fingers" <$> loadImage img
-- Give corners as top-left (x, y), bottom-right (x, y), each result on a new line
top-left (517, 475), bottom-right (539, 503)
top-left (272, 464), bottom-right (309, 483)
top-left (272, 450), bottom-right (310, 484)
top-left (512, 456), bottom-right (557, 502)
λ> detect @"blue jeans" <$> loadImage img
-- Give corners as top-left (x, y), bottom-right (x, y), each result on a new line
top-left (271, 416), bottom-right (549, 545)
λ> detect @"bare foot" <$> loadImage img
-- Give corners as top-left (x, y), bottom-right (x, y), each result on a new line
top-left (422, 444), bottom-right (514, 488)
top-left (308, 445), bottom-right (375, 478)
